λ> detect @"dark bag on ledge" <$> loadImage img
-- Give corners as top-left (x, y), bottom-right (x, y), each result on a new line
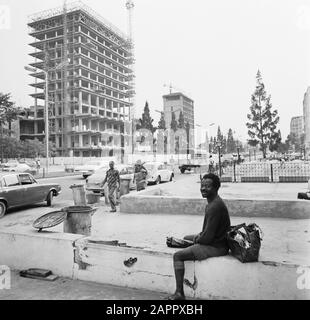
top-left (166, 237), bottom-right (194, 248)
top-left (227, 223), bottom-right (263, 263)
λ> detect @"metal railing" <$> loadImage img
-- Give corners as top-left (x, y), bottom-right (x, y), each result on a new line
top-left (219, 161), bottom-right (310, 183)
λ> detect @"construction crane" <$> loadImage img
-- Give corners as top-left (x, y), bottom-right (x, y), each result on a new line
top-left (126, 0), bottom-right (135, 121)
top-left (125, 0), bottom-right (136, 156)
top-left (163, 83), bottom-right (189, 96)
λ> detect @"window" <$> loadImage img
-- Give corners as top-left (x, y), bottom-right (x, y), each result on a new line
top-left (19, 174), bottom-right (33, 185)
top-left (4, 175), bottom-right (20, 187)
top-left (81, 69), bottom-right (88, 77)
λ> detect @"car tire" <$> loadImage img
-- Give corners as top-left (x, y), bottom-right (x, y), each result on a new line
top-left (0, 201), bottom-right (7, 218)
top-left (46, 191), bottom-right (54, 207)
top-left (180, 169), bottom-right (185, 174)
top-left (170, 174), bottom-right (174, 182)
top-left (155, 176), bottom-right (161, 185)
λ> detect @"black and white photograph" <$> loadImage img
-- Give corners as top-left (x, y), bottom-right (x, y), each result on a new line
top-left (0, 0), bottom-right (310, 312)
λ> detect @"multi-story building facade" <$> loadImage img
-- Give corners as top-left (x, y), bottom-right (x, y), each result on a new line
top-left (24, 2), bottom-right (134, 158)
top-left (290, 116), bottom-right (304, 140)
top-left (162, 92), bottom-right (195, 154)
top-left (163, 92), bottom-right (194, 130)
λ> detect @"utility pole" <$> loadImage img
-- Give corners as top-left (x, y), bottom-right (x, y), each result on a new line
top-left (43, 42), bottom-right (50, 175)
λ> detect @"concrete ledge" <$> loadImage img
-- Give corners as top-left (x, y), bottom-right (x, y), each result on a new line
top-left (0, 228), bottom-right (309, 299)
top-left (0, 228), bottom-right (84, 278)
top-left (73, 238), bottom-right (310, 299)
top-left (120, 191), bottom-right (310, 219)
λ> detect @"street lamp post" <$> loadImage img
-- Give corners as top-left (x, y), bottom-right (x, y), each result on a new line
top-left (44, 69), bottom-right (49, 175)
top-left (217, 141), bottom-right (222, 177)
top-left (196, 122), bottom-right (215, 161)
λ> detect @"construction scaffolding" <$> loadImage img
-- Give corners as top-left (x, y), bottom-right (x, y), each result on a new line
top-left (25, 1), bottom-right (134, 158)
top-left (28, 0), bottom-right (128, 42)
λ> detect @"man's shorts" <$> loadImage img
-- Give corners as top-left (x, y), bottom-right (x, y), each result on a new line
top-left (179, 234), bottom-right (228, 261)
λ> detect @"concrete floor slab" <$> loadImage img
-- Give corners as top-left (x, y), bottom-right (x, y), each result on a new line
top-left (0, 270), bottom-right (167, 300)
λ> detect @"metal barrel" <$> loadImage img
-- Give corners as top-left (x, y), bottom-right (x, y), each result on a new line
top-left (63, 205), bottom-right (97, 236)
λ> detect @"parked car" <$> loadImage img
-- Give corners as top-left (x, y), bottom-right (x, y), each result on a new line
top-left (0, 172), bottom-right (61, 218)
top-left (86, 164), bottom-right (136, 195)
top-left (19, 159), bottom-right (38, 169)
top-left (144, 162), bottom-right (174, 185)
top-left (2, 163), bottom-right (35, 174)
top-left (1, 160), bottom-right (19, 169)
top-left (74, 160), bottom-right (111, 179)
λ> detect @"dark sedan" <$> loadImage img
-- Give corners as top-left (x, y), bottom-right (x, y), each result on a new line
top-left (0, 172), bottom-right (61, 218)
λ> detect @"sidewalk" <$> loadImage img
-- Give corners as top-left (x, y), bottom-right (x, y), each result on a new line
top-left (148, 173), bottom-right (308, 200)
top-left (0, 271), bottom-right (166, 300)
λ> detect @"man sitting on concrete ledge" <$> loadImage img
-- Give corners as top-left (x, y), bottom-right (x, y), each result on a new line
top-left (168, 173), bottom-right (231, 300)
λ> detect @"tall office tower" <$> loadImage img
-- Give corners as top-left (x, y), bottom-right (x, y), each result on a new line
top-left (290, 116), bottom-right (304, 140)
top-left (303, 87), bottom-right (310, 155)
top-left (25, 2), bottom-right (134, 158)
top-left (162, 92), bottom-right (195, 155)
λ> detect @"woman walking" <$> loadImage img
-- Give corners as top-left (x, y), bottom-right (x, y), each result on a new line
top-left (134, 160), bottom-right (148, 192)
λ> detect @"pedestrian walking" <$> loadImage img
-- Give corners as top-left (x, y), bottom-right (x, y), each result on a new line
top-left (208, 155), bottom-right (214, 173)
top-left (36, 159), bottom-right (41, 171)
top-left (133, 160), bottom-right (148, 192)
top-left (101, 161), bottom-right (120, 212)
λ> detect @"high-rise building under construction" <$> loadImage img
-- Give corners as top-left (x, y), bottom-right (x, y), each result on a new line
top-left (24, 2), bottom-right (134, 158)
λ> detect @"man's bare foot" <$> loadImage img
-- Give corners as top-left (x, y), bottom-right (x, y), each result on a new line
top-left (167, 292), bottom-right (185, 300)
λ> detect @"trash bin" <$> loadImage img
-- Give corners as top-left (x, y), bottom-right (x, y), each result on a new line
top-left (70, 184), bottom-right (87, 206)
top-left (120, 177), bottom-right (132, 196)
top-left (63, 206), bottom-right (97, 236)
top-left (86, 193), bottom-right (101, 204)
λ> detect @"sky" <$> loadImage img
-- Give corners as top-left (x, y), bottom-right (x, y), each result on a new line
top-left (0, 0), bottom-right (310, 143)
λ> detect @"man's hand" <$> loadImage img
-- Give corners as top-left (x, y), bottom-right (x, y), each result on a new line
top-left (193, 234), bottom-right (200, 244)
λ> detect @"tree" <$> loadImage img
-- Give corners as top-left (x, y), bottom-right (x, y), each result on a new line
top-left (136, 101), bottom-right (155, 133)
top-left (285, 132), bottom-right (304, 153)
top-left (0, 93), bottom-right (23, 131)
top-left (246, 70), bottom-right (280, 158)
top-left (157, 111), bottom-right (167, 154)
top-left (226, 128), bottom-right (236, 153)
top-left (178, 111), bottom-right (185, 129)
top-left (170, 112), bottom-right (178, 132)
top-left (269, 129), bottom-right (283, 153)
top-left (0, 93), bottom-right (14, 124)
top-left (157, 112), bottom-right (166, 130)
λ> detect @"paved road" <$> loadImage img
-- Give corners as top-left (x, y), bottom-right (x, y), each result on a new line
top-left (0, 271), bottom-right (167, 300)
top-left (38, 171), bottom-right (185, 203)
top-left (0, 173), bottom-right (184, 229)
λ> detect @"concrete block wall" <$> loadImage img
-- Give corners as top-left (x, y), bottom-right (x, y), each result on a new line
top-left (1, 229), bottom-right (309, 299)
top-left (0, 228), bottom-right (84, 278)
top-left (120, 191), bottom-right (310, 219)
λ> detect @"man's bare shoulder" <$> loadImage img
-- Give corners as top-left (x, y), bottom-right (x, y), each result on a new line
top-left (206, 196), bottom-right (228, 213)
